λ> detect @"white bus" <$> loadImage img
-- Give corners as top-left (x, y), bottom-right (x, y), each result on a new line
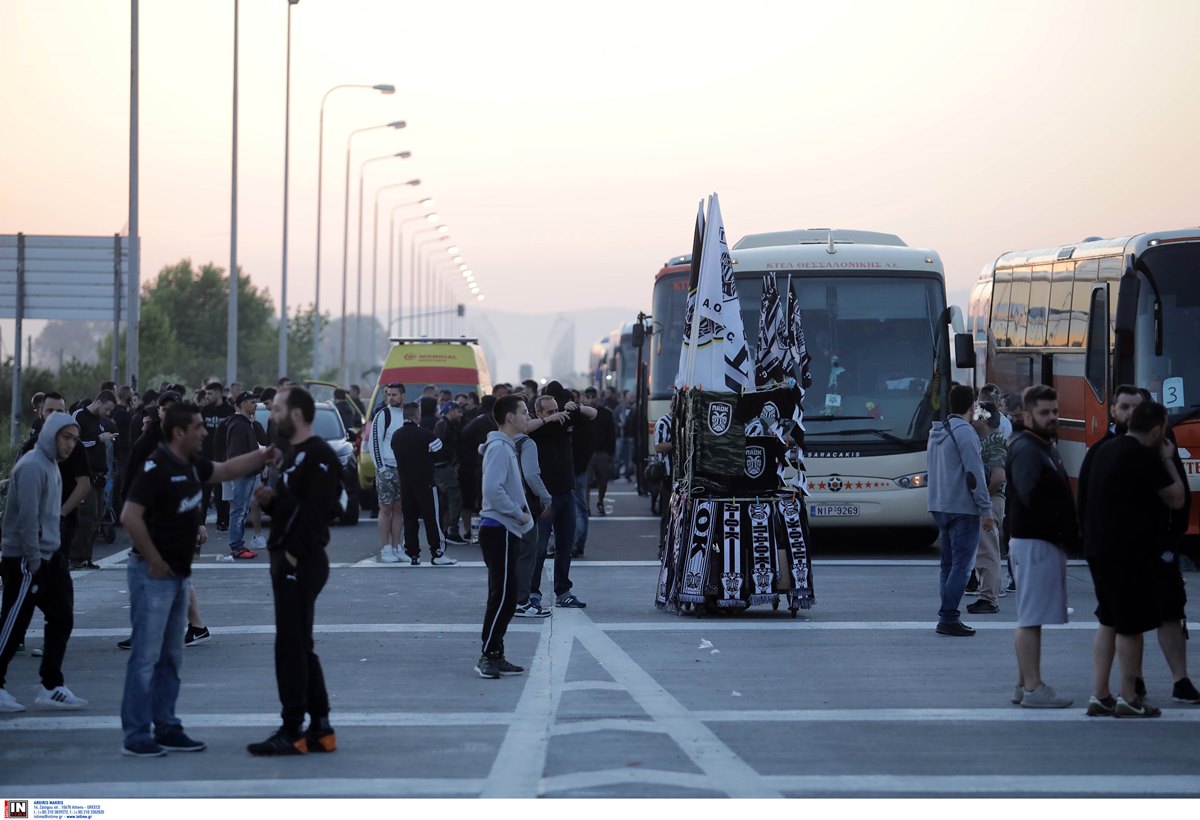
top-left (648, 230), bottom-right (952, 532)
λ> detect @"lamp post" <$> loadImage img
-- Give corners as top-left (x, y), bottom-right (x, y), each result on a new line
top-left (430, 259), bottom-right (459, 336)
top-left (410, 233), bottom-right (450, 336)
top-left (373, 184), bottom-right (423, 338)
top-left (311, 83), bottom-right (395, 377)
top-left (389, 206), bottom-right (436, 338)
top-left (228, 0), bottom-right (240, 387)
top-left (338, 121), bottom-right (406, 384)
top-left (279, 0), bottom-right (299, 380)
top-left (350, 151), bottom-right (411, 385)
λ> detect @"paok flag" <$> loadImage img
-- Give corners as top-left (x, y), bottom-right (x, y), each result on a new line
top-left (754, 272), bottom-right (790, 389)
top-left (675, 200), bottom-right (705, 388)
top-left (685, 193), bottom-right (751, 391)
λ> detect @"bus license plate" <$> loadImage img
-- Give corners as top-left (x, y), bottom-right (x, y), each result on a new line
top-left (809, 504), bottom-right (860, 517)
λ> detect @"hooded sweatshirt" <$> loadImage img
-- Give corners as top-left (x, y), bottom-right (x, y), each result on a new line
top-left (2, 413), bottom-right (79, 570)
top-left (479, 431), bottom-right (534, 536)
top-left (926, 415), bottom-right (992, 517)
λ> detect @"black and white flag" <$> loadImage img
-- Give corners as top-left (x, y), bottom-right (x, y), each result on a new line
top-left (675, 200), bottom-right (705, 388)
top-left (754, 272), bottom-right (790, 388)
top-left (784, 275), bottom-right (813, 391)
top-left (684, 193), bottom-right (751, 391)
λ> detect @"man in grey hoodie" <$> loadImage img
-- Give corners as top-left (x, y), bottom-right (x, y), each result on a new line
top-left (475, 394), bottom-right (535, 679)
top-left (0, 413), bottom-right (88, 712)
top-left (927, 384), bottom-right (995, 637)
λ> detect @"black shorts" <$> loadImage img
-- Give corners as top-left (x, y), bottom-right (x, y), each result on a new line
top-left (1155, 557), bottom-right (1188, 623)
top-left (1088, 557), bottom-right (1160, 636)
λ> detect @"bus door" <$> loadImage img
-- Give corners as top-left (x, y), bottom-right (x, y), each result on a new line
top-left (1083, 282), bottom-right (1111, 441)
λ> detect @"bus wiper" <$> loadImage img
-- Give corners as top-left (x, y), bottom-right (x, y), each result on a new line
top-left (806, 428), bottom-right (916, 447)
top-left (806, 415), bottom-right (875, 422)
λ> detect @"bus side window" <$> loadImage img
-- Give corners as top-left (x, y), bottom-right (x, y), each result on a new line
top-left (1068, 260), bottom-right (1099, 348)
top-left (1026, 266), bottom-right (1052, 347)
top-left (1007, 270), bottom-right (1031, 348)
top-left (1047, 263), bottom-right (1074, 346)
top-left (991, 274), bottom-right (1012, 347)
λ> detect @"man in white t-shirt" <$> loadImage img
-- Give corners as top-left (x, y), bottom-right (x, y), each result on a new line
top-left (368, 383), bottom-right (407, 563)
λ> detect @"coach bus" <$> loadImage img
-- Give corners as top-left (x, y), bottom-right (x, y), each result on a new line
top-left (648, 230), bottom-right (952, 531)
top-left (966, 228), bottom-right (1200, 535)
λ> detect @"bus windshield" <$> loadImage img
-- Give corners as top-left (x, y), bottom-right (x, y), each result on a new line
top-left (652, 272), bottom-right (947, 444)
top-left (1134, 243), bottom-right (1200, 422)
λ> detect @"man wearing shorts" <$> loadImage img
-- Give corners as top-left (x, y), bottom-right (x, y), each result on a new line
top-left (368, 384), bottom-right (406, 563)
top-left (1005, 385), bottom-right (1078, 709)
top-left (1082, 401), bottom-right (1186, 717)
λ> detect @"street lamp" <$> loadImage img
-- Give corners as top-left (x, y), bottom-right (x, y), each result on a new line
top-left (311, 84), bottom-right (395, 376)
top-left (410, 233), bottom-right (450, 336)
top-left (348, 152), bottom-right (411, 384)
top-left (429, 257), bottom-right (459, 336)
top-left (373, 183), bottom-right (423, 341)
top-left (229, 0), bottom-right (241, 387)
top-left (392, 209), bottom-right (438, 338)
top-left (278, 0), bottom-right (300, 380)
top-left (337, 120), bottom-right (406, 382)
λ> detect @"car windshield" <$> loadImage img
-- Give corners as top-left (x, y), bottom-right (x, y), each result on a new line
top-left (651, 271), bottom-right (947, 444)
top-left (1134, 243), bottom-right (1200, 422)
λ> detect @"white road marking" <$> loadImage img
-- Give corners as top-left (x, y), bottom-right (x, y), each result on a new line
top-left (16, 779), bottom-right (484, 798)
top-left (541, 768), bottom-right (714, 793)
top-left (552, 719), bottom-right (667, 736)
top-left (761, 775), bottom-right (1200, 796)
top-left (562, 680), bottom-right (625, 691)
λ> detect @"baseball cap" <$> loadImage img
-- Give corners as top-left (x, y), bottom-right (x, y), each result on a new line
top-left (235, 391), bottom-right (257, 405)
top-left (439, 401), bottom-right (458, 416)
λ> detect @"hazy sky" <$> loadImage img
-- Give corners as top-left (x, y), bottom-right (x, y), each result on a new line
top-left (2, 0), bottom-right (1198, 367)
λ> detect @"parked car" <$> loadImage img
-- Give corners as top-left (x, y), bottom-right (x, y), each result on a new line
top-left (255, 400), bottom-right (360, 526)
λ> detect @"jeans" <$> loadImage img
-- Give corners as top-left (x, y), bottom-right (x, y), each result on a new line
top-left (573, 471), bottom-right (589, 549)
top-left (532, 491), bottom-right (576, 603)
top-left (121, 555), bottom-right (189, 746)
top-left (227, 474), bottom-right (258, 552)
top-left (932, 511), bottom-right (981, 624)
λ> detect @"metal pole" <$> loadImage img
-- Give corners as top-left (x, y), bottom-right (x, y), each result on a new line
top-left (339, 140), bottom-right (351, 385)
top-left (10, 233), bottom-right (24, 445)
top-left (127, 0), bottom-right (139, 390)
top-left (112, 234), bottom-right (121, 383)
top-left (279, 0), bottom-right (295, 380)
top-left (387, 208), bottom-right (394, 338)
top-left (227, 0), bottom-right (239, 387)
top-left (354, 170), bottom-right (364, 383)
top-left (312, 94), bottom-right (327, 377)
top-left (371, 193), bottom-right (379, 355)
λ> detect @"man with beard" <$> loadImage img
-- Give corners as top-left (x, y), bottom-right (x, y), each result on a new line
top-left (247, 387), bottom-right (342, 756)
top-left (119, 403), bottom-right (275, 756)
top-left (1006, 385), bottom-right (1078, 709)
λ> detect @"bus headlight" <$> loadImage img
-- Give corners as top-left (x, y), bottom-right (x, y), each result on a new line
top-left (895, 472), bottom-right (927, 489)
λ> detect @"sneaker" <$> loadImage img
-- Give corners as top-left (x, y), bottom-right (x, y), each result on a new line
top-left (474, 655), bottom-right (501, 679)
top-left (1011, 685), bottom-right (1024, 705)
top-left (250, 534), bottom-right (268, 550)
top-left (1006, 577), bottom-right (1016, 593)
top-left (305, 717), bottom-right (336, 753)
top-left (379, 546), bottom-right (400, 563)
top-left (1172, 677), bottom-right (1200, 704)
top-left (1019, 683), bottom-right (1073, 709)
top-left (514, 603), bottom-right (552, 619)
top-left (0, 688), bottom-right (25, 713)
top-left (571, 547), bottom-right (585, 558)
top-left (595, 503), bottom-right (607, 516)
top-left (35, 685), bottom-right (87, 710)
top-left (935, 621), bottom-right (975, 637)
top-left (1114, 695), bottom-right (1162, 718)
top-left (445, 529), bottom-right (467, 545)
top-left (965, 570), bottom-right (980, 594)
top-left (998, 586), bottom-right (1007, 598)
top-left (546, 548), bottom-right (557, 558)
top-left (966, 599), bottom-right (1000, 614)
top-left (1086, 695), bottom-right (1117, 716)
top-left (247, 728), bottom-right (308, 756)
top-left (72, 560), bottom-right (100, 571)
top-left (122, 739), bottom-right (167, 757)
top-left (117, 637), bottom-right (132, 650)
top-left (184, 626), bottom-right (211, 647)
top-left (409, 556), bottom-right (420, 565)
top-left (555, 594), bottom-right (586, 608)
top-left (30, 646), bottom-right (43, 657)
top-left (155, 728), bottom-right (207, 752)
top-left (230, 547), bottom-right (258, 560)
top-left (431, 554), bottom-right (459, 566)
top-left (496, 657), bottom-right (525, 676)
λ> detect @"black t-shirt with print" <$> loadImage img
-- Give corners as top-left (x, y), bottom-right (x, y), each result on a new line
top-left (126, 444), bottom-right (214, 577)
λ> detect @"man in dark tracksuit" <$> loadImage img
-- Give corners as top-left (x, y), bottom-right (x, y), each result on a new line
top-left (200, 383), bottom-right (234, 530)
top-left (248, 386), bottom-right (341, 756)
top-left (70, 390), bottom-right (117, 569)
top-left (392, 403), bottom-right (458, 566)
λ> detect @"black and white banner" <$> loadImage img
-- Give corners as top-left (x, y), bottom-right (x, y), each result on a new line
top-left (718, 502), bottom-right (745, 608)
top-left (679, 499), bottom-right (715, 603)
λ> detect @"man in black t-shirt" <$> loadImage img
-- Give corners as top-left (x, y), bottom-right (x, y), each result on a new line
top-left (69, 390), bottom-right (117, 570)
top-left (1083, 401), bottom-right (1186, 718)
top-left (119, 402), bottom-right (275, 757)
top-left (248, 387), bottom-right (342, 757)
top-left (200, 382), bottom-right (235, 531)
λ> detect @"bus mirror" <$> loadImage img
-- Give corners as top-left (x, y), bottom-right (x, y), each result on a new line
top-left (631, 322), bottom-right (645, 349)
top-left (953, 333), bottom-right (975, 370)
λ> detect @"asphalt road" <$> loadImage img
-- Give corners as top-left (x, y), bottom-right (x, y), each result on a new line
top-left (5, 486), bottom-right (1200, 799)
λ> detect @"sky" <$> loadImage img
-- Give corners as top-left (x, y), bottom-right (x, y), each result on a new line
top-left (2, 0), bottom-right (1198, 379)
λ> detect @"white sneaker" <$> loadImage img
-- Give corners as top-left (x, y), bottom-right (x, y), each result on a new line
top-left (0, 688), bottom-right (25, 712)
top-left (251, 534), bottom-right (267, 549)
top-left (35, 685), bottom-right (87, 710)
top-left (431, 554), bottom-right (459, 566)
top-left (379, 546), bottom-right (400, 563)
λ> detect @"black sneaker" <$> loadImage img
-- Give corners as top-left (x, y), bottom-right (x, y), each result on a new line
top-left (445, 529), bottom-right (467, 545)
top-left (935, 621), bottom-right (976, 637)
top-left (184, 626), bottom-right (211, 647)
top-left (409, 556), bottom-right (420, 566)
top-left (966, 600), bottom-right (1000, 614)
top-left (117, 637), bottom-right (132, 650)
top-left (305, 718), bottom-right (337, 753)
top-left (155, 727), bottom-right (207, 752)
top-left (247, 728), bottom-right (307, 756)
top-left (1006, 577), bottom-right (1016, 592)
top-left (1173, 677), bottom-right (1200, 704)
top-left (122, 739), bottom-right (167, 757)
top-left (496, 657), bottom-right (525, 676)
top-left (595, 503), bottom-right (607, 516)
top-left (964, 570), bottom-right (980, 594)
top-left (474, 655), bottom-right (500, 679)
top-left (571, 547), bottom-right (585, 558)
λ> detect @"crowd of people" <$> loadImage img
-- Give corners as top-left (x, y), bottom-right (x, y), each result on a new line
top-left (928, 381), bottom-right (1199, 717)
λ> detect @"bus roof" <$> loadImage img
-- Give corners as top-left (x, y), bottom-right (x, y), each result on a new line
top-left (729, 232), bottom-right (943, 275)
top-left (990, 228), bottom-right (1200, 271)
top-left (732, 228), bottom-right (907, 250)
